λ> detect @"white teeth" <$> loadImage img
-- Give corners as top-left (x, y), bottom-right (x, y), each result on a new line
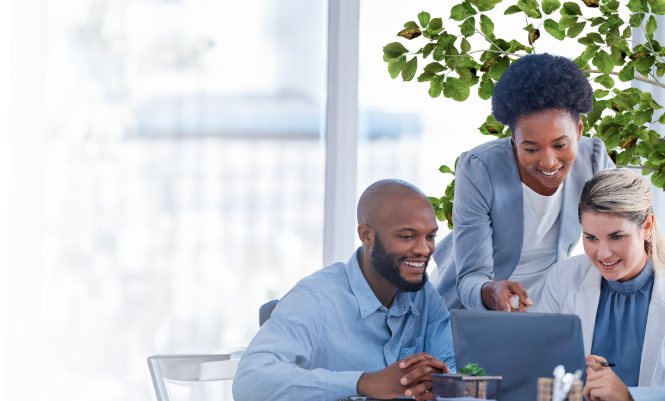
top-left (541, 168), bottom-right (562, 176)
top-left (403, 261), bottom-right (424, 268)
top-left (600, 260), bottom-right (620, 266)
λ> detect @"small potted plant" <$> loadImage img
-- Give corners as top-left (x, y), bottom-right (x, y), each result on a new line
top-left (459, 363), bottom-right (488, 399)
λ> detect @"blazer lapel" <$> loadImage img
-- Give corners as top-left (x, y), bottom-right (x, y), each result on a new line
top-left (639, 275), bottom-right (665, 386)
top-left (574, 267), bottom-right (602, 355)
top-left (557, 160), bottom-right (584, 261)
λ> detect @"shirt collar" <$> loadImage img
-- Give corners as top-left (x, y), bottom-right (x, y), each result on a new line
top-left (345, 248), bottom-right (420, 318)
top-left (605, 258), bottom-right (655, 294)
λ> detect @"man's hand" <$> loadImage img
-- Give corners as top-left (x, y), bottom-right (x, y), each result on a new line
top-left (356, 353), bottom-right (449, 400)
top-left (481, 280), bottom-right (533, 311)
top-left (583, 363), bottom-right (633, 401)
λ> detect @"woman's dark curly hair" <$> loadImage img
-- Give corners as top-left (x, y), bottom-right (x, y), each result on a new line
top-left (491, 53), bottom-right (593, 129)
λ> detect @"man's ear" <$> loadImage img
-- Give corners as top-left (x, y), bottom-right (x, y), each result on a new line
top-left (357, 223), bottom-right (374, 246)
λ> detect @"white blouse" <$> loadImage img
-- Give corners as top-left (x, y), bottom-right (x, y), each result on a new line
top-left (508, 182), bottom-right (563, 308)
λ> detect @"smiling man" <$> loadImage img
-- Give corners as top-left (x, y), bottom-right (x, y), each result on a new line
top-left (232, 179), bottom-right (455, 401)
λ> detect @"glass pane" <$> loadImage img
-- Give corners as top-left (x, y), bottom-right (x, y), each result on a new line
top-left (41, 1), bottom-right (327, 400)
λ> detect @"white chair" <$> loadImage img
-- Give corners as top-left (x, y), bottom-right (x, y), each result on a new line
top-left (147, 351), bottom-right (244, 401)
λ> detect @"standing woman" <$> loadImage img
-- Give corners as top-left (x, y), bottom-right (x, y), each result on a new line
top-left (433, 53), bottom-right (614, 311)
top-left (538, 168), bottom-right (665, 388)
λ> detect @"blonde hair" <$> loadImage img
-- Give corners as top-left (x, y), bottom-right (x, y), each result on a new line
top-left (578, 168), bottom-right (665, 274)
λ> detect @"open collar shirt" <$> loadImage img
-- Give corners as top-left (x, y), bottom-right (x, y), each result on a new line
top-left (232, 248), bottom-right (456, 401)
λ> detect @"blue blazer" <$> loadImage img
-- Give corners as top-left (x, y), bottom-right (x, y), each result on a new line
top-left (433, 136), bottom-right (614, 310)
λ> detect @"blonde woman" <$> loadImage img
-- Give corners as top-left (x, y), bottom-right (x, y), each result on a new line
top-left (538, 168), bottom-right (665, 387)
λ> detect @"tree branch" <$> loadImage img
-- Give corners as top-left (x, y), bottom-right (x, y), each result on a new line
top-left (461, 6), bottom-right (503, 54)
top-left (583, 69), bottom-right (665, 90)
top-left (616, 164), bottom-right (659, 173)
top-left (433, 49), bottom-right (524, 58)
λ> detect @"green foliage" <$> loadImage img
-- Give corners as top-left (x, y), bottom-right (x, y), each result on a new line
top-left (382, 0), bottom-right (665, 223)
top-left (460, 363), bottom-right (487, 376)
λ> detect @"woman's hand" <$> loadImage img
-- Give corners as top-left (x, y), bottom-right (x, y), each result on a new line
top-left (583, 364), bottom-right (633, 401)
top-left (481, 280), bottom-right (533, 311)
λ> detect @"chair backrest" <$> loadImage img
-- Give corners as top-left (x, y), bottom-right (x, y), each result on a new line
top-left (147, 352), bottom-right (244, 401)
top-left (259, 299), bottom-right (279, 327)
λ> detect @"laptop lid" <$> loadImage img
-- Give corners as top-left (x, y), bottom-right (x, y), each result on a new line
top-left (449, 309), bottom-right (586, 401)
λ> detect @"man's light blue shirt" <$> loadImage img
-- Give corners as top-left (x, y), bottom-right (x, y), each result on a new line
top-left (232, 249), bottom-right (456, 401)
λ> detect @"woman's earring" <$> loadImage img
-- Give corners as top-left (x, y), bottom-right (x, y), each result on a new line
top-left (647, 236), bottom-right (652, 243)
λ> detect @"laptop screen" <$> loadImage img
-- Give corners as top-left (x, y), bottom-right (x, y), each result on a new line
top-left (449, 309), bottom-right (586, 401)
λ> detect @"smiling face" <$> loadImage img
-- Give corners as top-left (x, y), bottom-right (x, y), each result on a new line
top-left (368, 196), bottom-right (438, 291)
top-left (512, 109), bottom-right (583, 195)
top-left (581, 212), bottom-right (653, 282)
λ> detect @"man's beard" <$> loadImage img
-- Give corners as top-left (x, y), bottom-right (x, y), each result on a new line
top-left (370, 234), bottom-right (429, 293)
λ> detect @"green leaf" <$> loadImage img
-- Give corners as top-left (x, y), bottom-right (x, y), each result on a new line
top-left (388, 55), bottom-right (407, 79)
top-left (646, 15), bottom-right (658, 37)
top-left (635, 56), bottom-right (656, 73)
top-left (544, 19), bottom-right (566, 40)
top-left (581, 45), bottom-right (601, 61)
top-left (518, 0), bottom-right (543, 18)
top-left (559, 15), bottom-right (578, 29)
top-left (479, 115), bottom-right (507, 137)
top-left (417, 71), bottom-right (436, 82)
top-left (627, 0), bottom-right (647, 12)
top-left (404, 21), bottom-right (420, 29)
top-left (649, 144), bottom-right (665, 165)
top-left (592, 50), bottom-right (614, 74)
top-left (604, 0), bottom-right (620, 13)
top-left (619, 63), bottom-right (635, 81)
top-left (651, 172), bottom-right (665, 189)
top-left (650, 0), bottom-right (665, 15)
top-left (595, 74), bottom-right (615, 89)
top-left (634, 108), bottom-right (655, 126)
top-left (418, 11), bottom-right (431, 28)
top-left (443, 77), bottom-right (471, 101)
top-left (429, 17), bottom-right (443, 31)
top-left (460, 16), bottom-right (477, 37)
top-left (561, 1), bottom-right (582, 15)
top-left (439, 165), bottom-right (455, 175)
top-left (488, 56), bottom-right (510, 79)
top-left (478, 78), bottom-right (495, 100)
top-left (425, 62), bottom-right (447, 73)
top-left (450, 3), bottom-right (476, 21)
top-left (505, 5), bottom-right (522, 14)
top-left (630, 13), bottom-right (647, 28)
top-left (542, 0), bottom-right (562, 14)
top-left (461, 37), bottom-right (472, 53)
top-left (457, 67), bottom-right (478, 84)
top-left (460, 363), bottom-right (487, 376)
top-left (567, 21), bottom-right (586, 37)
top-left (383, 42), bottom-right (410, 58)
top-left (429, 75), bottom-right (445, 98)
top-left (590, 17), bottom-right (606, 27)
top-left (480, 14), bottom-right (495, 36)
top-left (467, 0), bottom-right (503, 12)
top-left (402, 57), bottom-right (418, 81)
top-left (594, 89), bottom-right (610, 98)
top-left (423, 43), bottom-right (436, 58)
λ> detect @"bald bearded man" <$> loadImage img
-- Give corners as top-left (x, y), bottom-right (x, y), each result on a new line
top-left (233, 179), bottom-right (455, 401)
